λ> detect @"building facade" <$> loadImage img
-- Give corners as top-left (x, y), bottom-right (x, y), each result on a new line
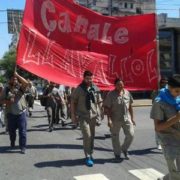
top-left (158, 14), bottom-right (180, 77)
top-left (76, 0), bottom-right (155, 15)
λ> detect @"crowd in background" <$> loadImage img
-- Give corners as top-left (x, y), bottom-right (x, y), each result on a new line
top-left (0, 71), bottom-right (179, 180)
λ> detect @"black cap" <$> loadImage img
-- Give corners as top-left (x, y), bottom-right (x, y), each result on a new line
top-left (168, 74), bottom-right (180, 88)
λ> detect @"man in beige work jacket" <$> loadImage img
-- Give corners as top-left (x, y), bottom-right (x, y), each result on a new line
top-left (104, 78), bottom-right (135, 161)
top-left (71, 70), bottom-right (103, 167)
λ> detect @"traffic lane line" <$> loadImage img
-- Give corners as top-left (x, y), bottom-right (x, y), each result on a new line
top-left (129, 168), bottom-right (164, 180)
top-left (74, 173), bottom-right (109, 180)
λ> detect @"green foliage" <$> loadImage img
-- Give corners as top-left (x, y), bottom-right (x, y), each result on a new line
top-left (0, 49), bottom-right (37, 81)
top-left (0, 49), bottom-right (16, 79)
top-left (0, 75), bottom-right (6, 83)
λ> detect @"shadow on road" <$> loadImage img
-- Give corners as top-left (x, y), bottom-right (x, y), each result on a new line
top-left (0, 146), bottom-right (21, 154)
top-left (34, 157), bottom-right (122, 168)
top-left (32, 124), bottom-right (49, 128)
top-left (0, 144), bottom-right (112, 154)
top-left (27, 128), bottom-right (48, 132)
top-left (28, 124), bottom-right (75, 132)
top-left (129, 148), bottom-right (162, 155)
top-left (76, 136), bottom-right (106, 140)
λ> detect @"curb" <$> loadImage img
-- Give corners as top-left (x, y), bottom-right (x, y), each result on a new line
top-left (133, 104), bottom-right (152, 107)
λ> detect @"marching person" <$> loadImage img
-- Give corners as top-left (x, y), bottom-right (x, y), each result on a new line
top-left (151, 74), bottom-right (180, 180)
top-left (151, 77), bottom-right (168, 150)
top-left (104, 78), bottom-right (135, 161)
top-left (57, 84), bottom-right (67, 126)
top-left (71, 70), bottom-right (103, 167)
top-left (65, 86), bottom-right (72, 120)
top-left (43, 82), bottom-right (60, 132)
top-left (0, 72), bottom-right (29, 154)
top-left (26, 81), bottom-right (38, 117)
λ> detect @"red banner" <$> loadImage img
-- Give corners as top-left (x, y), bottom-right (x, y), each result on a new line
top-left (17, 0), bottom-right (158, 90)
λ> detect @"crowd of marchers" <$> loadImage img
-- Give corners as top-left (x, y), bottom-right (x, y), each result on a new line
top-left (0, 71), bottom-right (179, 180)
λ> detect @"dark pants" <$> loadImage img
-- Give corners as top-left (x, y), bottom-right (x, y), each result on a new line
top-left (7, 112), bottom-right (27, 149)
top-left (47, 105), bottom-right (59, 128)
top-left (26, 95), bottom-right (34, 108)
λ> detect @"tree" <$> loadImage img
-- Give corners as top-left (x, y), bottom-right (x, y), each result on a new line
top-left (0, 49), bottom-right (16, 80)
top-left (0, 49), bottom-right (36, 81)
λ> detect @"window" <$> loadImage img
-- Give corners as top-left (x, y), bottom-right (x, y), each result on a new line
top-left (136, 8), bottom-right (142, 14)
top-left (124, 2), bottom-right (127, 8)
top-left (130, 3), bottom-right (133, 9)
top-left (159, 31), bottom-right (173, 71)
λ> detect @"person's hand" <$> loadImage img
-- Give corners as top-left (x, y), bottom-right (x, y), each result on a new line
top-left (10, 97), bottom-right (15, 103)
top-left (14, 71), bottom-right (18, 77)
top-left (47, 94), bottom-right (52, 98)
top-left (131, 119), bottom-right (136, 126)
top-left (108, 120), bottom-right (113, 129)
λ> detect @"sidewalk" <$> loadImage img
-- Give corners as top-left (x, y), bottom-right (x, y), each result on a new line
top-left (133, 99), bottom-right (152, 107)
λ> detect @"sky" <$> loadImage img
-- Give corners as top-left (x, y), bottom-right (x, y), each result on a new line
top-left (0, 0), bottom-right (180, 59)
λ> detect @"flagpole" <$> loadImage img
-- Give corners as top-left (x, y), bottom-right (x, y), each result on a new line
top-left (155, 10), bottom-right (160, 89)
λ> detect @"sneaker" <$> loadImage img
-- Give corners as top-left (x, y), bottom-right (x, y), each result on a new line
top-left (114, 155), bottom-right (122, 162)
top-left (49, 127), bottom-right (53, 132)
top-left (72, 123), bottom-right (78, 129)
top-left (5, 131), bottom-right (9, 135)
top-left (157, 145), bottom-right (162, 150)
top-left (123, 151), bottom-right (130, 160)
top-left (10, 141), bottom-right (15, 148)
top-left (96, 121), bottom-right (101, 126)
top-left (21, 148), bottom-right (26, 154)
top-left (61, 121), bottom-right (65, 127)
top-left (85, 157), bottom-right (94, 167)
top-left (90, 155), bottom-right (94, 161)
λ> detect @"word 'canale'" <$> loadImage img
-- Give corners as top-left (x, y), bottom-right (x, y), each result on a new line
top-left (41, 0), bottom-right (129, 45)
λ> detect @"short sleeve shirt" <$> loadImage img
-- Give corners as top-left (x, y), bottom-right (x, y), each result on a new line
top-left (71, 85), bottom-right (102, 119)
top-left (1, 86), bottom-right (27, 115)
top-left (150, 101), bottom-right (180, 146)
top-left (104, 89), bottom-right (133, 121)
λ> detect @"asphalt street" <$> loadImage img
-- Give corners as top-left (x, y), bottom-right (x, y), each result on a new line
top-left (0, 102), bottom-right (167, 180)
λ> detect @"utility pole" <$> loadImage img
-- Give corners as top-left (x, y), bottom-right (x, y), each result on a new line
top-left (108, 0), bottom-right (112, 16)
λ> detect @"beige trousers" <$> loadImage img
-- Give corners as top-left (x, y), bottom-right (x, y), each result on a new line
top-left (80, 117), bottom-right (96, 157)
top-left (110, 119), bottom-right (134, 156)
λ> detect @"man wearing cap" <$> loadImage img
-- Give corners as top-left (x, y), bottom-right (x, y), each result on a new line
top-left (151, 74), bottom-right (180, 180)
top-left (104, 78), bottom-right (135, 161)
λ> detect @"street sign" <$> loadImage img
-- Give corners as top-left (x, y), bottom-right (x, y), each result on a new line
top-left (7, 9), bottom-right (23, 34)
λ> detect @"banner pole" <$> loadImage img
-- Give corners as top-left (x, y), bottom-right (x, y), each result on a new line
top-left (155, 13), bottom-right (160, 90)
